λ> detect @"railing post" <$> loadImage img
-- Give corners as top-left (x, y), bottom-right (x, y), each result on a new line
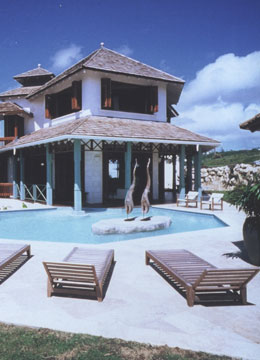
top-left (46, 144), bottom-right (53, 205)
top-left (33, 184), bottom-right (37, 202)
top-left (20, 150), bottom-right (25, 201)
top-left (74, 139), bottom-right (82, 212)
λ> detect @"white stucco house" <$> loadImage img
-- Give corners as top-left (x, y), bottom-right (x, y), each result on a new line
top-left (0, 44), bottom-right (219, 210)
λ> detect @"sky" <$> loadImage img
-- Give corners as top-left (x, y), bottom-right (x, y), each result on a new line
top-left (0, 0), bottom-right (259, 150)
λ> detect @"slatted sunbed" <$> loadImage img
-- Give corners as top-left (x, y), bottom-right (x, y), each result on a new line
top-left (0, 243), bottom-right (31, 275)
top-left (146, 249), bottom-right (259, 306)
top-left (43, 247), bottom-right (115, 301)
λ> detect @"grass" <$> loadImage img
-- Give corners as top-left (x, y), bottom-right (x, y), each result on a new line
top-left (202, 149), bottom-right (260, 168)
top-left (0, 322), bottom-right (238, 360)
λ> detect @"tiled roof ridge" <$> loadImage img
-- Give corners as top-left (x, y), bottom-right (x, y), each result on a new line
top-left (93, 47), bottom-right (184, 83)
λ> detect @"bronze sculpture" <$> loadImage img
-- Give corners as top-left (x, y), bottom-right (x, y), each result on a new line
top-left (141, 158), bottom-right (151, 218)
top-left (124, 159), bottom-right (138, 220)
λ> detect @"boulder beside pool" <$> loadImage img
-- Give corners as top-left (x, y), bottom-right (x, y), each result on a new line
top-left (92, 216), bottom-right (172, 235)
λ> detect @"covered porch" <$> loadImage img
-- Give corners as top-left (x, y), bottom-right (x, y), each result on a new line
top-left (0, 116), bottom-right (220, 211)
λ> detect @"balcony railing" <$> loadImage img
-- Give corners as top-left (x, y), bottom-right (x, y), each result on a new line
top-left (0, 183), bottom-right (13, 198)
top-left (24, 184), bottom-right (47, 203)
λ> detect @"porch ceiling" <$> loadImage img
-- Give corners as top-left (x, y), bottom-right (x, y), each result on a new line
top-left (0, 115), bottom-right (220, 152)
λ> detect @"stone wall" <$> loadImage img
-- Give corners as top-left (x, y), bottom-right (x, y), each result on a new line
top-left (201, 163), bottom-right (260, 191)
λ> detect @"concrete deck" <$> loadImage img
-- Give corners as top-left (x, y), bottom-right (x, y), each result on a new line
top-left (0, 199), bottom-right (259, 360)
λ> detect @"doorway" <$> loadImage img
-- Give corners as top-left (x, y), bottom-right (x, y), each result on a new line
top-left (132, 153), bottom-right (152, 205)
top-left (55, 152), bottom-right (74, 204)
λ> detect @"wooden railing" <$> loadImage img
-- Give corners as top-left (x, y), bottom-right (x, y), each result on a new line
top-left (0, 137), bottom-right (15, 145)
top-left (24, 184), bottom-right (47, 203)
top-left (0, 183), bottom-right (13, 198)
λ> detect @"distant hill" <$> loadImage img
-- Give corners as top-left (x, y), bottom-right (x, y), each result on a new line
top-left (201, 148), bottom-right (260, 168)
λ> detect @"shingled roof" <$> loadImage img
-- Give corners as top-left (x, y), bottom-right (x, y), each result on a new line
top-left (0, 86), bottom-right (41, 99)
top-left (0, 116), bottom-right (219, 152)
top-left (14, 66), bottom-right (54, 80)
top-left (240, 113), bottom-right (260, 132)
top-left (0, 102), bottom-right (31, 116)
top-left (27, 46), bottom-right (185, 99)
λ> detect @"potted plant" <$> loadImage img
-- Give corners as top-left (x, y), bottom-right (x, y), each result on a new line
top-left (226, 178), bottom-right (260, 265)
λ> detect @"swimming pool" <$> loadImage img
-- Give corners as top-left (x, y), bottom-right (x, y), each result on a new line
top-left (0, 207), bottom-right (227, 244)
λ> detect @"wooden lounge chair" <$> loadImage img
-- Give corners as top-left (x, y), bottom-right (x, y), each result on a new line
top-left (0, 243), bottom-right (31, 277)
top-left (200, 193), bottom-right (224, 210)
top-left (176, 191), bottom-right (198, 208)
top-left (146, 249), bottom-right (259, 306)
top-left (43, 247), bottom-right (115, 301)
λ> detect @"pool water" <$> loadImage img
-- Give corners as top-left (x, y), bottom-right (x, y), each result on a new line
top-left (0, 207), bottom-right (227, 244)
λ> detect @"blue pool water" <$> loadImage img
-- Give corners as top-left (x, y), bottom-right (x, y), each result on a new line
top-left (0, 207), bottom-right (227, 244)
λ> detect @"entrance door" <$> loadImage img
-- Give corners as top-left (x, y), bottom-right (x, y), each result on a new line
top-left (132, 153), bottom-right (152, 205)
top-left (55, 152), bottom-right (74, 204)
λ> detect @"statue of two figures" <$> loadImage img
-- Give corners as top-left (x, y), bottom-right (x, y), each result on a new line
top-left (124, 158), bottom-right (151, 221)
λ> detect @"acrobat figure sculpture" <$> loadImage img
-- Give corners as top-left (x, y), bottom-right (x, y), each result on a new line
top-left (124, 159), bottom-right (138, 220)
top-left (141, 158), bottom-right (151, 219)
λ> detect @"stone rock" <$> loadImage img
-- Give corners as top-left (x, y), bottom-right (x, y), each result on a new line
top-left (92, 216), bottom-right (172, 235)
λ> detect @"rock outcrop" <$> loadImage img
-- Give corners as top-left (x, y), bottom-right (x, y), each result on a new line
top-left (201, 163), bottom-right (260, 191)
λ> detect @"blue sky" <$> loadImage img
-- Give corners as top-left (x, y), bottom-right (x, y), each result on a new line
top-left (0, 0), bottom-right (259, 150)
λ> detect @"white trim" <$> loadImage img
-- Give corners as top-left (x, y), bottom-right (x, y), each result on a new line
top-left (0, 134), bottom-right (220, 153)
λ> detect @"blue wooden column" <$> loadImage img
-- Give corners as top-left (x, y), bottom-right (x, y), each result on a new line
top-left (194, 146), bottom-right (202, 200)
top-left (186, 153), bottom-right (193, 191)
top-left (179, 144), bottom-right (186, 199)
top-left (12, 155), bottom-right (18, 199)
top-left (74, 139), bottom-right (82, 212)
top-left (125, 142), bottom-right (132, 190)
top-left (46, 144), bottom-right (53, 205)
top-left (19, 150), bottom-right (25, 201)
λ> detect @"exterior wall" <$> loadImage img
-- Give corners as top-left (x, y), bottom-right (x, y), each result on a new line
top-left (152, 152), bottom-right (159, 200)
top-left (3, 96), bottom-right (48, 135)
top-left (84, 150), bottom-right (103, 204)
top-left (3, 68), bottom-right (168, 137)
top-left (201, 163), bottom-right (260, 191)
top-left (82, 70), bottom-right (167, 122)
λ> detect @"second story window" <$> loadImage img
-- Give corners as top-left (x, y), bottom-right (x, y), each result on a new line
top-left (45, 80), bottom-right (82, 119)
top-left (101, 78), bottom-right (158, 114)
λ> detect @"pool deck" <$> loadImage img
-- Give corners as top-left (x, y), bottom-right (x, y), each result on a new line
top-left (0, 199), bottom-right (259, 360)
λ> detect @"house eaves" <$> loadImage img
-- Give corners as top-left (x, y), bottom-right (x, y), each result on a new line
top-left (240, 113), bottom-right (260, 132)
top-left (0, 116), bottom-right (220, 153)
top-left (27, 47), bottom-right (185, 100)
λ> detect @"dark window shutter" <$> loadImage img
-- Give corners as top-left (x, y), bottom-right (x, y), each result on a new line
top-left (101, 78), bottom-right (112, 109)
top-left (149, 86), bottom-right (158, 113)
top-left (45, 95), bottom-right (52, 119)
top-left (71, 81), bottom-right (82, 111)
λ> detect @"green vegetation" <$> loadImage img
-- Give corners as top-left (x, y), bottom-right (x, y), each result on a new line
top-left (202, 148), bottom-right (260, 168)
top-left (224, 178), bottom-right (260, 217)
top-left (0, 322), bottom-right (236, 360)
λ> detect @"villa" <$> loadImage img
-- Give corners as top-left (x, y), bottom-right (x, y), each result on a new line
top-left (0, 44), bottom-right (219, 211)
